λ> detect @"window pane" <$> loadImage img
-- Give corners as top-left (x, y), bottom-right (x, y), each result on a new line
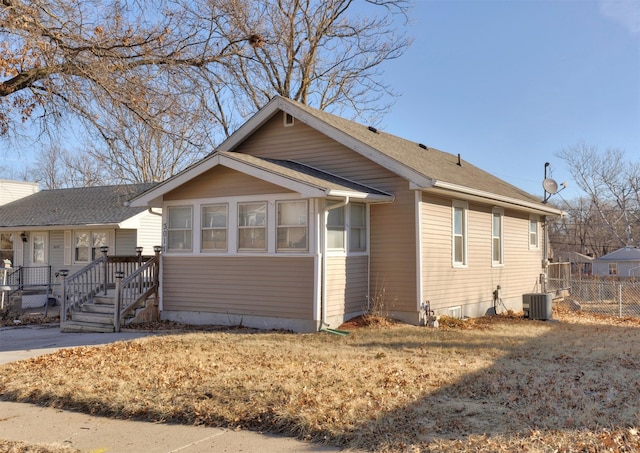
top-left (202, 205), bottom-right (227, 228)
top-left (454, 208), bottom-right (463, 235)
top-left (328, 229), bottom-right (345, 249)
top-left (493, 238), bottom-right (501, 262)
top-left (327, 206), bottom-right (344, 227)
top-left (239, 203), bottom-right (266, 227)
top-left (239, 228), bottom-right (266, 249)
top-left (350, 228), bottom-right (366, 251)
top-left (168, 206), bottom-right (192, 229)
top-left (454, 236), bottom-right (463, 263)
top-left (202, 229), bottom-right (227, 250)
top-left (351, 204), bottom-right (366, 227)
top-left (278, 201), bottom-right (307, 226)
top-left (277, 227), bottom-right (307, 249)
top-left (493, 214), bottom-right (501, 236)
top-left (168, 230), bottom-right (192, 250)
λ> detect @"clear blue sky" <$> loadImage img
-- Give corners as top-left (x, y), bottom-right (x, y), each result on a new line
top-left (378, 0), bottom-right (640, 202)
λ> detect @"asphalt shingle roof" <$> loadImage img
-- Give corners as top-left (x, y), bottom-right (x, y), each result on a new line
top-left (289, 99), bottom-right (542, 204)
top-left (0, 183), bottom-right (157, 228)
top-left (596, 247), bottom-right (640, 261)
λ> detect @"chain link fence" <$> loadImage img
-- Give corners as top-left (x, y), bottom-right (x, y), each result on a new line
top-left (547, 276), bottom-right (640, 318)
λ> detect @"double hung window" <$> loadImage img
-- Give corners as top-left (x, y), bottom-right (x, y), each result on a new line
top-left (75, 231), bottom-right (107, 262)
top-left (452, 201), bottom-right (468, 267)
top-left (277, 201), bottom-right (308, 251)
top-left (201, 204), bottom-right (228, 251)
top-left (238, 202), bottom-right (267, 250)
top-left (167, 206), bottom-right (193, 252)
top-left (492, 208), bottom-right (503, 265)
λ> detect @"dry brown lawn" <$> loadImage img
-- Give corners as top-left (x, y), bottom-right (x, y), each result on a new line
top-left (1, 307), bottom-right (640, 452)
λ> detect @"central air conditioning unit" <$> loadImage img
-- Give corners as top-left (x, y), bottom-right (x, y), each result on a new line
top-left (522, 293), bottom-right (553, 320)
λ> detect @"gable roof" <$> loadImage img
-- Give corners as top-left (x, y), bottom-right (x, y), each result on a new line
top-left (0, 183), bottom-right (157, 229)
top-left (133, 96), bottom-right (562, 215)
top-left (132, 152), bottom-right (393, 207)
top-left (595, 247), bottom-right (640, 262)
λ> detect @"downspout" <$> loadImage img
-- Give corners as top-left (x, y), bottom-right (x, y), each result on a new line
top-left (320, 196), bottom-right (350, 329)
top-left (148, 207), bottom-right (162, 216)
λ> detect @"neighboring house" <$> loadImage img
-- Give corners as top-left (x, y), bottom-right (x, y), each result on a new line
top-left (593, 247), bottom-right (640, 278)
top-left (0, 180), bottom-right (39, 207)
top-left (556, 251), bottom-right (593, 277)
top-left (0, 184), bottom-right (162, 305)
top-left (131, 96), bottom-right (563, 332)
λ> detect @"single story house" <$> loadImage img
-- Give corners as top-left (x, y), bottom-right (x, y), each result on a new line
top-left (131, 96), bottom-right (563, 332)
top-left (593, 247), bottom-right (640, 278)
top-left (0, 183), bottom-right (162, 305)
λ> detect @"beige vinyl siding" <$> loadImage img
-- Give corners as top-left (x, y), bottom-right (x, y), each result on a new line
top-left (0, 180), bottom-right (39, 206)
top-left (163, 255), bottom-right (315, 319)
top-left (235, 115), bottom-right (418, 312)
top-left (326, 255), bottom-right (368, 318)
top-left (421, 193), bottom-right (543, 313)
top-left (165, 165), bottom-right (294, 200)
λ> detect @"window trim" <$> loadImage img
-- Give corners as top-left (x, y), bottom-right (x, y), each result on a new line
top-left (452, 200), bottom-right (468, 268)
top-left (492, 207), bottom-right (504, 266)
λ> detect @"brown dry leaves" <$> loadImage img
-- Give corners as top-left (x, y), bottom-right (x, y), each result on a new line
top-left (1, 313), bottom-right (639, 452)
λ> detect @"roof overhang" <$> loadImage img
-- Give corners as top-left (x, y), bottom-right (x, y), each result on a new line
top-left (418, 180), bottom-right (564, 216)
top-left (217, 97), bottom-right (434, 189)
top-left (0, 223), bottom-right (123, 232)
top-left (131, 152), bottom-right (394, 207)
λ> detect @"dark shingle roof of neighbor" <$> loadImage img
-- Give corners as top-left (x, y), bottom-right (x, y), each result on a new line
top-left (287, 98), bottom-right (543, 204)
top-left (0, 183), bottom-right (157, 228)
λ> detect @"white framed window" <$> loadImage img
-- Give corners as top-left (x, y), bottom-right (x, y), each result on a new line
top-left (167, 206), bottom-right (193, 252)
top-left (238, 202), bottom-right (267, 251)
top-left (277, 200), bottom-right (308, 251)
top-left (0, 233), bottom-right (14, 265)
top-left (492, 208), bottom-right (504, 265)
top-left (32, 232), bottom-right (47, 264)
top-left (201, 204), bottom-right (228, 252)
top-left (74, 230), bottom-right (108, 262)
top-left (609, 263), bottom-right (618, 276)
top-left (283, 112), bottom-right (295, 127)
top-left (452, 200), bottom-right (468, 267)
top-left (529, 215), bottom-right (539, 249)
top-left (349, 203), bottom-right (367, 252)
top-left (327, 206), bottom-right (345, 250)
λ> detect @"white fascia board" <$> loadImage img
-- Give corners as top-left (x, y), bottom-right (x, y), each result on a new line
top-left (425, 181), bottom-right (564, 216)
top-left (326, 190), bottom-right (394, 202)
top-left (130, 154), bottom-right (223, 207)
top-left (217, 97), bottom-right (282, 152)
top-left (219, 153), bottom-right (328, 198)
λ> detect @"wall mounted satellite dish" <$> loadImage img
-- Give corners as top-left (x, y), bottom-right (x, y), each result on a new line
top-left (542, 178), bottom-right (558, 194)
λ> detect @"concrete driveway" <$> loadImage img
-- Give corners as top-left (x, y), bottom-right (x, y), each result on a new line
top-left (0, 323), bottom-right (159, 364)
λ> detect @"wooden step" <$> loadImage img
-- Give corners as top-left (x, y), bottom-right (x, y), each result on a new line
top-left (71, 311), bottom-right (114, 325)
top-left (81, 303), bottom-right (114, 314)
top-left (94, 296), bottom-right (115, 305)
top-left (61, 320), bottom-right (115, 333)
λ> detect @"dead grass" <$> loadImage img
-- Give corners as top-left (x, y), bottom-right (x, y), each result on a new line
top-left (1, 310), bottom-right (640, 452)
top-left (0, 439), bottom-right (79, 453)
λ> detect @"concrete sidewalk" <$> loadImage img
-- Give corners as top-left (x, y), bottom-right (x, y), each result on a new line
top-left (0, 325), bottom-right (346, 452)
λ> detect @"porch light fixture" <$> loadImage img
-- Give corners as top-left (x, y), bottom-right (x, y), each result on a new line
top-left (58, 269), bottom-right (69, 277)
top-left (20, 232), bottom-right (27, 242)
top-left (135, 246), bottom-right (144, 256)
top-left (100, 245), bottom-right (109, 254)
top-left (115, 270), bottom-right (125, 279)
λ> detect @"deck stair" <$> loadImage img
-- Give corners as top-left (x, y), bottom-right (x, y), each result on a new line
top-left (59, 252), bottom-right (160, 334)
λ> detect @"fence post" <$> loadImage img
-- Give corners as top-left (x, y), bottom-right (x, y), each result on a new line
top-left (619, 283), bottom-right (623, 318)
top-left (58, 269), bottom-right (69, 329)
top-left (114, 270), bottom-right (124, 332)
top-left (101, 246), bottom-right (109, 295)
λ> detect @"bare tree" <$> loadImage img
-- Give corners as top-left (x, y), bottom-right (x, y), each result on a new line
top-left (555, 142), bottom-right (640, 255)
top-left (205, 0), bottom-right (412, 131)
top-left (2, 0), bottom-right (412, 186)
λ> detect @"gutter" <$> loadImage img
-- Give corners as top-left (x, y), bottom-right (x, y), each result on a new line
top-left (320, 196), bottom-right (349, 330)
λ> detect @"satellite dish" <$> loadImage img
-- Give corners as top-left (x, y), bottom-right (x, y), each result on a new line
top-left (543, 178), bottom-right (559, 194)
